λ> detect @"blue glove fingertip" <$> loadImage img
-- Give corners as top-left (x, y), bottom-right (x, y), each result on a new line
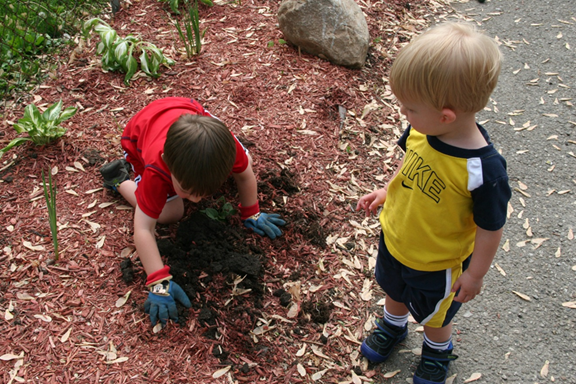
top-left (170, 282), bottom-right (192, 308)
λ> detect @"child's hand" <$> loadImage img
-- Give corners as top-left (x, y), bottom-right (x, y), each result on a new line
top-left (451, 270), bottom-right (483, 303)
top-left (356, 188), bottom-right (388, 217)
top-left (244, 212), bottom-right (286, 239)
top-left (144, 280), bottom-right (191, 327)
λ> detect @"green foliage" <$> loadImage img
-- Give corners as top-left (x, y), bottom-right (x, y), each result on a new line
top-left (0, 100), bottom-right (77, 158)
top-left (42, 169), bottom-right (59, 261)
top-left (160, 0), bottom-right (213, 14)
top-left (201, 197), bottom-right (237, 221)
top-left (82, 18), bottom-right (175, 85)
top-left (0, 0), bottom-right (108, 98)
top-left (174, 0), bottom-right (212, 58)
top-left (160, 0), bottom-right (181, 14)
top-left (267, 39), bottom-right (287, 48)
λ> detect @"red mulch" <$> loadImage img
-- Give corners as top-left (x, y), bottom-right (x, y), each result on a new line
top-left (0, 0), bottom-right (452, 383)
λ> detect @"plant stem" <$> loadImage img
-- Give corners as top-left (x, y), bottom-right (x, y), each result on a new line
top-left (42, 169), bottom-right (59, 261)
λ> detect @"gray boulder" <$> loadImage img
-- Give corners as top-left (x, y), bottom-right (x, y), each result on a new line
top-left (278, 0), bottom-right (370, 69)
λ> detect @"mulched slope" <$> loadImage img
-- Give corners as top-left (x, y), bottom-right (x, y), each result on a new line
top-left (0, 0), bottom-right (453, 382)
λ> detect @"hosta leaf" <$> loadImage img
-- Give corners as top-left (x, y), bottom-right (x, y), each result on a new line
top-left (42, 100), bottom-right (63, 122)
top-left (101, 50), bottom-right (116, 71)
top-left (56, 107), bottom-right (77, 125)
top-left (82, 18), bottom-right (103, 35)
top-left (102, 30), bottom-right (118, 48)
top-left (95, 23), bottom-right (114, 35)
top-left (139, 50), bottom-right (151, 76)
top-left (114, 41), bottom-right (129, 64)
top-left (124, 55), bottom-right (138, 85)
top-left (13, 122), bottom-right (32, 134)
top-left (0, 137), bottom-right (33, 158)
top-left (24, 103), bottom-right (42, 126)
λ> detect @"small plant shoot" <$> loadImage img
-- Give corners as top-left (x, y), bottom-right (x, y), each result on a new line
top-left (42, 169), bottom-right (59, 262)
top-left (174, 0), bottom-right (212, 58)
top-left (201, 197), bottom-right (237, 221)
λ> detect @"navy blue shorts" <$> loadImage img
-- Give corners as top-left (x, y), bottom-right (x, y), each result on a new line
top-left (375, 232), bottom-right (471, 328)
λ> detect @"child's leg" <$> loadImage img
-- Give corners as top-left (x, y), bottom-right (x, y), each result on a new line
top-left (117, 180), bottom-right (184, 224)
top-left (157, 197), bottom-right (184, 224)
top-left (414, 323), bottom-right (458, 384)
top-left (361, 234), bottom-right (411, 363)
top-left (385, 295), bottom-right (409, 322)
top-left (423, 322), bottom-right (452, 349)
top-left (117, 180), bottom-right (137, 207)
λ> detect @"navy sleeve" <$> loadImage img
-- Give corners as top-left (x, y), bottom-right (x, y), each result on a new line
top-left (471, 153), bottom-right (512, 231)
top-left (397, 126), bottom-right (411, 152)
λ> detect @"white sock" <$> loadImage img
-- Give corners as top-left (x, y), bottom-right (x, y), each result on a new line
top-left (384, 307), bottom-right (409, 328)
top-left (424, 333), bottom-right (452, 351)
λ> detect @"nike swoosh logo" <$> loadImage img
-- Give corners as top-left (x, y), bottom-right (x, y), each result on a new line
top-left (401, 181), bottom-right (413, 190)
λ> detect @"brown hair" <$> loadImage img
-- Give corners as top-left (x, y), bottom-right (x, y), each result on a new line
top-left (163, 114), bottom-right (236, 196)
top-left (390, 22), bottom-right (502, 113)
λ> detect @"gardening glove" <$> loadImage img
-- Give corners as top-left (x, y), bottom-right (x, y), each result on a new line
top-left (240, 202), bottom-right (286, 239)
top-left (144, 266), bottom-right (191, 327)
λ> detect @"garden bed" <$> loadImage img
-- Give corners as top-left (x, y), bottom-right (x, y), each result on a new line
top-left (0, 0), bottom-right (453, 382)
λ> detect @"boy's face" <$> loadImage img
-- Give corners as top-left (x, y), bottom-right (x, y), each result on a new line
top-left (399, 100), bottom-right (449, 136)
top-left (171, 175), bottom-right (204, 203)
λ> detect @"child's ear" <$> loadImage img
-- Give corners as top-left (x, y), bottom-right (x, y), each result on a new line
top-left (440, 108), bottom-right (457, 124)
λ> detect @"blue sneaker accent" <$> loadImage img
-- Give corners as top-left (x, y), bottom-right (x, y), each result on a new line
top-left (360, 318), bottom-right (408, 363)
top-left (413, 342), bottom-right (458, 384)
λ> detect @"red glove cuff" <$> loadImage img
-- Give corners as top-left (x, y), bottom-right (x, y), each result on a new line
top-left (145, 265), bottom-right (172, 287)
top-left (239, 202), bottom-right (260, 220)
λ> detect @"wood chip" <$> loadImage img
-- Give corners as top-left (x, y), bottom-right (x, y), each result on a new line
top-left (115, 291), bottom-right (131, 307)
top-left (512, 291), bottom-right (531, 301)
top-left (383, 369), bottom-right (401, 378)
top-left (463, 372), bottom-right (482, 383)
top-left (212, 366), bottom-right (231, 378)
top-left (540, 360), bottom-right (550, 377)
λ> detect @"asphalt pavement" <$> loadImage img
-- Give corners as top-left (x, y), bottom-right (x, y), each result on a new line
top-left (379, 1), bottom-right (576, 383)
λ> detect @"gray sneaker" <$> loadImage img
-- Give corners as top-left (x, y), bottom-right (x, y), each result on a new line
top-left (100, 159), bottom-right (131, 191)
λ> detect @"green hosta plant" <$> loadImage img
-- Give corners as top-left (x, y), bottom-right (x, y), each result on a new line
top-left (82, 18), bottom-right (175, 85)
top-left (0, 100), bottom-right (77, 158)
top-left (42, 169), bottom-right (59, 261)
top-left (201, 196), bottom-right (237, 221)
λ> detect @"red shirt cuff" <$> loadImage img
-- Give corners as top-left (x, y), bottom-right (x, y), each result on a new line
top-left (239, 202), bottom-right (260, 220)
top-left (145, 265), bottom-right (172, 286)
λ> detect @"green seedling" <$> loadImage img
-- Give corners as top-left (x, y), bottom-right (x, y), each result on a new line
top-left (201, 196), bottom-right (237, 221)
top-left (0, 100), bottom-right (77, 158)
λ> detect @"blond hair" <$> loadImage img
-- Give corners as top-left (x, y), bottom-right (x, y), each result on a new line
top-left (390, 22), bottom-right (502, 112)
top-left (163, 114), bottom-right (236, 196)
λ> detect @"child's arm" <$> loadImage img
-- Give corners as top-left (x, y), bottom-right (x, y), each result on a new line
top-left (452, 227), bottom-right (503, 303)
top-left (356, 158), bottom-right (404, 217)
top-left (134, 206), bottom-right (191, 326)
top-left (133, 206), bottom-right (164, 274)
top-left (232, 160), bottom-right (258, 208)
top-left (233, 160), bottom-right (286, 239)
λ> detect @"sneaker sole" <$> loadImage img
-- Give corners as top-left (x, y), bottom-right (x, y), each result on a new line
top-left (360, 330), bottom-right (407, 363)
top-left (413, 373), bottom-right (450, 384)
